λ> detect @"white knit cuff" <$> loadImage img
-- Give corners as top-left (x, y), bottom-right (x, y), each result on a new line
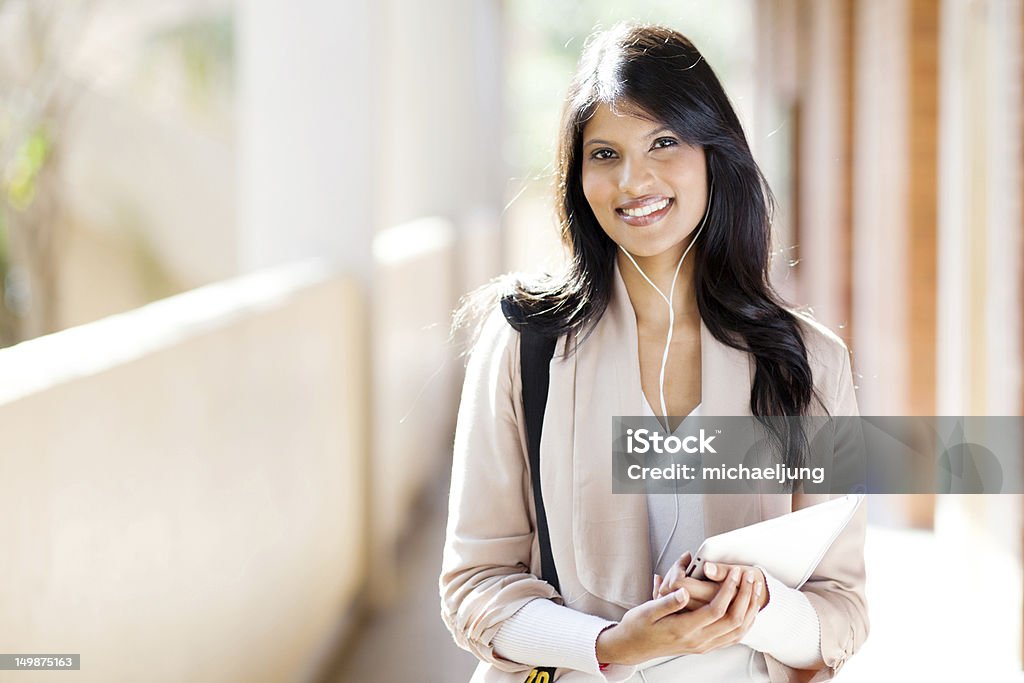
top-left (491, 598), bottom-right (637, 681)
top-left (740, 568), bottom-right (823, 669)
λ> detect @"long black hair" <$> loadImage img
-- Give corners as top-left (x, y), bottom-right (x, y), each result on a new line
top-left (458, 24), bottom-right (818, 467)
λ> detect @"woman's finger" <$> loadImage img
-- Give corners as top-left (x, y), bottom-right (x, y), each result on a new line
top-left (739, 575), bottom-right (761, 631)
top-left (670, 577), bottom-right (720, 603)
top-left (692, 566), bottom-right (741, 629)
top-left (753, 568), bottom-right (768, 610)
top-left (657, 573), bottom-right (677, 598)
top-left (711, 570), bottom-right (762, 646)
top-left (703, 561), bottom-right (744, 582)
top-left (655, 551), bottom-right (695, 598)
top-left (660, 580), bottom-right (712, 610)
top-left (643, 587), bottom-right (691, 623)
top-left (673, 551), bottom-right (692, 573)
top-left (653, 574), bottom-right (662, 600)
top-left (677, 597), bottom-right (709, 611)
top-left (718, 568), bottom-right (753, 632)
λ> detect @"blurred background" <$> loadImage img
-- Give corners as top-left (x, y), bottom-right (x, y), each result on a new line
top-left (0, 0), bottom-right (1020, 681)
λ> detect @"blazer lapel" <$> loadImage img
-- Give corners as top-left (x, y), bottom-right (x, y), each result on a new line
top-left (568, 260), bottom-right (651, 608)
top-left (699, 316), bottom-right (764, 537)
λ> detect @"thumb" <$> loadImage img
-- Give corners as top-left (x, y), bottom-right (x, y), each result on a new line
top-left (645, 586), bottom-right (689, 621)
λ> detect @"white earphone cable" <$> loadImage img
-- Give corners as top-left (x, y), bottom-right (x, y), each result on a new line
top-left (622, 181), bottom-right (714, 577)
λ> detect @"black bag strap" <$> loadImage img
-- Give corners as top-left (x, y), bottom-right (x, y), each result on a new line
top-left (499, 295), bottom-right (560, 594)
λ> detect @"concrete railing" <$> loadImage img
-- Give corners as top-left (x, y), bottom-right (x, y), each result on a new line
top-left (370, 217), bottom-right (461, 597)
top-left (0, 261), bottom-right (368, 682)
top-left (0, 210), bottom-right (477, 680)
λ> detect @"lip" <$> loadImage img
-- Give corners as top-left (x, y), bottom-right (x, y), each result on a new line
top-left (615, 196), bottom-right (674, 226)
top-left (617, 194), bottom-right (672, 210)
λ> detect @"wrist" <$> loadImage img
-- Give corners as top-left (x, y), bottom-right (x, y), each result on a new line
top-left (595, 623), bottom-right (631, 665)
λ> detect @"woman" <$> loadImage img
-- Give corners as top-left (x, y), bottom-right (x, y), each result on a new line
top-left (440, 23), bottom-right (867, 683)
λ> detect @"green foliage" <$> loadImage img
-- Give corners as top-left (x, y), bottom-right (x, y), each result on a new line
top-left (5, 127), bottom-right (50, 211)
top-left (147, 12), bottom-right (234, 108)
top-left (0, 205), bottom-right (10, 348)
top-left (0, 205), bottom-right (6, 267)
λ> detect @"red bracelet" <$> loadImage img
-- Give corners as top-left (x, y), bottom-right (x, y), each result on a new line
top-left (599, 663), bottom-right (609, 671)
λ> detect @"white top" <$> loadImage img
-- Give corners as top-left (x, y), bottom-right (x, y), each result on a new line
top-left (490, 394), bottom-right (823, 681)
top-left (643, 394), bottom-right (705, 578)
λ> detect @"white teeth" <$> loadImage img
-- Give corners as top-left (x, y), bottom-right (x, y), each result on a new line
top-left (621, 198), bottom-right (670, 218)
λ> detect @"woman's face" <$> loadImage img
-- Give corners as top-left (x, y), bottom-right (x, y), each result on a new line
top-left (581, 103), bottom-right (709, 259)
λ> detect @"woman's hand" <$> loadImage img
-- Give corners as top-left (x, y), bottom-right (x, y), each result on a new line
top-left (651, 552), bottom-right (717, 609)
top-left (595, 564), bottom-right (761, 665)
top-left (654, 552), bottom-right (768, 612)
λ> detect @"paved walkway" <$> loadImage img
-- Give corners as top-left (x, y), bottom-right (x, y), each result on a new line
top-left (841, 497), bottom-right (1024, 681)
top-left (330, 476), bottom-right (477, 683)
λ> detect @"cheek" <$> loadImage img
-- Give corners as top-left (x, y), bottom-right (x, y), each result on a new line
top-left (678, 152), bottom-right (708, 190)
top-left (663, 164), bottom-right (706, 204)
top-left (581, 168), bottom-right (609, 211)
top-left (666, 157), bottom-right (702, 184)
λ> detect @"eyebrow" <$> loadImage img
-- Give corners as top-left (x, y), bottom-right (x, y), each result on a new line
top-left (584, 127), bottom-right (675, 147)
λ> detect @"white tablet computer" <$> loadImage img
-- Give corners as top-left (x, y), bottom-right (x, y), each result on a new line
top-left (685, 493), bottom-right (864, 589)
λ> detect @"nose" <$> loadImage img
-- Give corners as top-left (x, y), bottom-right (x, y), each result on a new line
top-left (617, 157), bottom-right (655, 195)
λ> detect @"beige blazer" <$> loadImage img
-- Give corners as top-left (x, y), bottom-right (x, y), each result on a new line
top-left (440, 260), bottom-right (868, 683)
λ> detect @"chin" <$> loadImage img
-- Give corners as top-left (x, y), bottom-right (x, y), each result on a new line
top-left (615, 233), bottom-right (682, 259)
top-left (619, 243), bottom-right (663, 258)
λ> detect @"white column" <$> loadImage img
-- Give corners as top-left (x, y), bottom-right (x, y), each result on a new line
top-left (936, 0), bottom-right (971, 415)
top-left (374, 0), bottom-right (504, 294)
top-left (981, 0), bottom-right (1023, 415)
top-left (235, 1), bottom-right (376, 616)
top-left (752, 0), bottom-right (800, 299)
top-left (236, 0), bottom-right (374, 281)
top-left (851, 0), bottom-right (910, 414)
top-left (936, 0), bottom-right (1023, 416)
top-left (798, 0), bottom-right (849, 331)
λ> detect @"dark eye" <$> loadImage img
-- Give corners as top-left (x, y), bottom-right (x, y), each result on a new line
top-left (652, 137), bottom-right (679, 149)
top-left (590, 148), bottom-right (616, 161)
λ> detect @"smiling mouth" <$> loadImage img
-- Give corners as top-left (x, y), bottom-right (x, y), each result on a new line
top-left (616, 197), bottom-right (674, 225)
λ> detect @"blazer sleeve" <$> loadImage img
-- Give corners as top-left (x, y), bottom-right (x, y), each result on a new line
top-left (438, 306), bottom-right (562, 672)
top-left (791, 339), bottom-right (870, 679)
